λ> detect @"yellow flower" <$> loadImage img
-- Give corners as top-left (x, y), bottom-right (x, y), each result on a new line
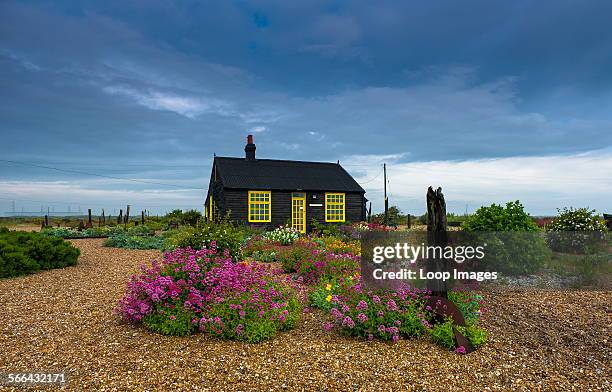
top-left (326, 294), bottom-right (332, 302)
top-left (325, 283), bottom-right (332, 291)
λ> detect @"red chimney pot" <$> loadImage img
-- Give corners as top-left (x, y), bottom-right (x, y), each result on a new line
top-left (247, 135), bottom-right (253, 144)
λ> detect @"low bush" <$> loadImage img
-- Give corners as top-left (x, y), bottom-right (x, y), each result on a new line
top-left (321, 279), bottom-right (487, 350)
top-left (251, 249), bottom-right (277, 263)
top-left (115, 245), bottom-right (300, 342)
top-left (276, 239), bottom-right (319, 273)
top-left (162, 221), bottom-right (244, 261)
top-left (242, 236), bottom-right (269, 257)
top-left (262, 225), bottom-right (300, 245)
top-left (294, 251), bottom-right (360, 284)
top-left (42, 226), bottom-right (125, 238)
top-left (314, 237), bottom-right (360, 255)
top-left (548, 207), bottom-right (607, 232)
top-left (429, 319), bottom-right (487, 351)
top-left (327, 284), bottom-right (433, 342)
top-left (463, 201), bottom-right (540, 232)
top-left (463, 201), bottom-right (549, 275)
top-left (104, 233), bottom-right (165, 250)
top-left (0, 230), bottom-right (80, 278)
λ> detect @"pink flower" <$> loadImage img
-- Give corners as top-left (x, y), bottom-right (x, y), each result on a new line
top-left (455, 346), bottom-right (467, 355)
top-left (357, 313), bottom-right (368, 323)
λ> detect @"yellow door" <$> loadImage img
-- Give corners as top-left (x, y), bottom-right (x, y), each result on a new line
top-left (291, 193), bottom-right (306, 233)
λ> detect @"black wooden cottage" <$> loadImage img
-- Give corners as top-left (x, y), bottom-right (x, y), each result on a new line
top-left (204, 135), bottom-right (366, 233)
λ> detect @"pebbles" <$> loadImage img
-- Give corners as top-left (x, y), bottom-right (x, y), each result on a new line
top-left (0, 239), bottom-right (610, 391)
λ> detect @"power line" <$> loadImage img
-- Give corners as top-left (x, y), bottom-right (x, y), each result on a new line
top-left (356, 166), bottom-right (385, 184)
top-left (0, 159), bottom-right (207, 190)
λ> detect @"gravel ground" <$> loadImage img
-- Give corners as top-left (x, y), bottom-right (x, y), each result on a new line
top-left (0, 239), bottom-right (610, 391)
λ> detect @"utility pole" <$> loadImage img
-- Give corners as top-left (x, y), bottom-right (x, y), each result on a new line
top-left (383, 163), bottom-right (388, 225)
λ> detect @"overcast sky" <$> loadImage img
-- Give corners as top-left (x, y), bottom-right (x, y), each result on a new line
top-left (1, 0), bottom-right (611, 216)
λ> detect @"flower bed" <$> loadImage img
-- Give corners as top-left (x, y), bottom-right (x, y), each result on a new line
top-left (115, 244), bottom-right (300, 342)
top-left (308, 276), bottom-right (487, 351)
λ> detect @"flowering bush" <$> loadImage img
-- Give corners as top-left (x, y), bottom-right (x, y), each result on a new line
top-left (315, 237), bottom-right (361, 255)
top-left (262, 225), bottom-right (300, 245)
top-left (548, 207), bottom-right (607, 232)
top-left (294, 251), bottom-right (360, 284)
top-left (546, 208), bottom-right (608, 253)
top-left (242, 236), bottom-right (269, 257)
top-left (276, 239), bottom-right (319, 272)
top-left (162, 222), bottom-right (244, 261)
top-left (327, 283), bottom-right (433, 342)
top-left (115, 244), bottom-right (300, 342)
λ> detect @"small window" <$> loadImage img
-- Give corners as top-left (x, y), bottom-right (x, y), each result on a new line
top-left (248, 191), bottom-right (271, 222)
top-left (325, 193), bottom-right (345, 222)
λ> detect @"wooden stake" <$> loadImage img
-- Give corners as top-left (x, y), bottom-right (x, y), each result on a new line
top-left (125, 205), bottom-right (130, 225)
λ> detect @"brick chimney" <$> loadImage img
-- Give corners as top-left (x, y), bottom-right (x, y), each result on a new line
top-left (245, 134), bottom-right (256, 160)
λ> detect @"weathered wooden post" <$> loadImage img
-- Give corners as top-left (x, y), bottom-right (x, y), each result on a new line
top-left (425, 186), bottom-right (475, 353)
top-left (44, 214), bottom-right (49, 228)
top-left (407, 213), bottom-right (412, 229)
top-left (118, 209), bottom-right (123, 224)
top-left (88, 209), bottom-right (92, 227)
top-left (141, 211), bottom-right (145, 225)
top-left (124, 205), bottom-right (130, 225)
top-left (426, 186), bottom-right (448, 298)
top-left (101, 209), bottom-right (105, 225)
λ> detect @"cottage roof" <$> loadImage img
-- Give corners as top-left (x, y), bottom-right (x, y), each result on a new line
top-left (213, 156), bottom-right (365, 193)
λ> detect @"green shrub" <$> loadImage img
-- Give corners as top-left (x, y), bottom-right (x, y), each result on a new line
top-left (429, 319), bottom-right (487, 350)
top-left (0, 230), bottom-right (80, 278)
top-left (463, 201), bottom-right (539, 232)
top-left (251, 249), bottom-right (277, 262)
top-left (447, 291), bottom-right (484, 324)
top-left (276, 240), bottom-right (318, 272)
top-left (104, 233), bottom-right (165, 250)
top-left (142, 307), bottom-right (198, 336)
top-left (162, 221), bottom-right (244, 261)
top-left (463, 201), bottom-right (549, 275)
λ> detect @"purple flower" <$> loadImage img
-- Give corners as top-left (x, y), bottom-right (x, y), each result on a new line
top-left (386, 300), bottom-right (398, 311)
top-left (455, 346), bottom-right (467, 355)
top-left (342, 316), bottom-right (355, 329)
top-left (323, 322), bottom-right (334, 331)
top-left (356, 300), bottom-right (368, 311)
top-left (357, 313), bottom-right (368, 323)
top-left (392, 335), bottom-right (399, 343)
top-left (378, 324), bottom-right (386, 333)
top-left (372, 295), bottom-right (381, 304)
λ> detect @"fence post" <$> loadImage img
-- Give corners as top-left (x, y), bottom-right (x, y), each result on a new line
top-left (118, 209), bottom-right (123, 224)
top-left (88, 209), bottom-right (92, 227)
top-left (125, 205), bottom-right (130, 225)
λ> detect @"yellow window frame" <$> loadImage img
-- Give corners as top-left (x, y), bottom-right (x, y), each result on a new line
top-left (248, 190), bottom-right (271, 222)
top-left (325, 192), bottom-right (345, 222)
top-left (208, 197), bottom-right (215, 222)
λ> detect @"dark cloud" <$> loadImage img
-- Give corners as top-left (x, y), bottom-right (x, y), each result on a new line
top-left (0, 0), bottom-right (611, 214)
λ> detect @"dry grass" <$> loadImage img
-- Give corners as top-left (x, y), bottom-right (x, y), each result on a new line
top-left (0, 239), bottom-right (609, 391)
